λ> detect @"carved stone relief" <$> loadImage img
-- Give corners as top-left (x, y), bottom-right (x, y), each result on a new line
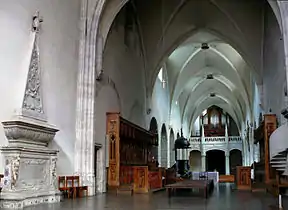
top-left (22, 36), bottom-right (43, 114)
top-left (50, 157), bottom-right (57, 188)
top-left (11, 156), bottom-right (20, 189)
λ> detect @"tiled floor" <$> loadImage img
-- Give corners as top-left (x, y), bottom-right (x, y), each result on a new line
top-left (21, 184), bottom-right (284, 210)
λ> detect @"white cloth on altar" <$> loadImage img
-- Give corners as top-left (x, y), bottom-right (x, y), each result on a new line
top-left (191, 171), bottom-right (219, 183)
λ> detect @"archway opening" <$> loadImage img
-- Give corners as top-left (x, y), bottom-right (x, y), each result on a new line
top-left (229, 149), bottom-right (242, 177)
top-left (94, 0), bottom-right (287, 194)
top-left (161, 124), bottom-right (168, 167)
top-left (189, 150), bottom-right (201, 171)
top-left (149, 117), bottom-right (158, 159)
top-left (206, 150), bottom-right (225, 175)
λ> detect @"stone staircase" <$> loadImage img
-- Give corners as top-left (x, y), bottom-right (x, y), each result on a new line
top-left (269, 108), bottom-right (288, 175)
top-left (270, 151), bottom-right (288, 174)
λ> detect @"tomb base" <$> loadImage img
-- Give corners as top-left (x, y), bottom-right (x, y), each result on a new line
top-left (0, 116), bottom-right (60, 209)
top-left (0, 190), bottom-right (60, 209)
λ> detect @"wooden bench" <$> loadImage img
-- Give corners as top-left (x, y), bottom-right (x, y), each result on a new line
top-left (165, 179), bottom-right (214, 198)
top-left (58, 176), bottom-right (88, 199)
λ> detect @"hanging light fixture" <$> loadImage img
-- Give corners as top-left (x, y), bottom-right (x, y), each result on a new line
top-left (201, 43), bottom-right (209, 50)
top-left (206, 74), bottom-right (214, 80)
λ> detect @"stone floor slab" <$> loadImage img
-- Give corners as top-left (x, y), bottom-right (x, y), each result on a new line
top-left (12, 184), bottom-right (285, 210)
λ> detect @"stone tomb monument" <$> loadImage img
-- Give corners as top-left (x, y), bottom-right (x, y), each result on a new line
top-left (0, 12), bottom-right (60, 209)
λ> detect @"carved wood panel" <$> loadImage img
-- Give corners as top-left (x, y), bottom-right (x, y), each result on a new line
top-left (236, 166), bottom-right (251, 190)
top-left (148, 170), bottom-right (162, 189)
top-left (107, 113), bottom-right (120, 187)
top-left (133, 166), bottom-right (149, 193)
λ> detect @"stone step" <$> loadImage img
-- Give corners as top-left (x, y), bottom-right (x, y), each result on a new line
top-left (270, 161), bottom-right (286, 165)
top-left (271, 157), bottom-right (286, 162)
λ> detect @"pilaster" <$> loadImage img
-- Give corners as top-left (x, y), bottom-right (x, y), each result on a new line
top-left (225, 152), bottom-right (230, 175)
top-left (74, 0), bottom-right (97, 194)
top-left (201, 153), bottom-right (206, 171)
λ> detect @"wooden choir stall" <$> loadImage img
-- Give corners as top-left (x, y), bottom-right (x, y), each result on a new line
top-left (106, 112), bottom-right (162, 194)
top-left (236, 114), bottom-right (277, 192)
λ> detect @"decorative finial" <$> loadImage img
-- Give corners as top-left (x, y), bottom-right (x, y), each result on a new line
top-left (32, 11), bottom-right (43, 32)
top-left (180, 128), bottom-right (183, 137)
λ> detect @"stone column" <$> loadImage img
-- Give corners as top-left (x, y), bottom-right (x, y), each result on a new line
top-left (201, 153), bottom-right (206, 171)
top-left (225, 123), bottom-right (229, 143)
top-left (225, 153), bottom-right (230, 175)
top-left (74, 0), bottom-right (97, 194)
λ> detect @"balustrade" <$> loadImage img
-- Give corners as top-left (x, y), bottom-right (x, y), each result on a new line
top-left (189, 136), bottom-right (242, 144)
top-left (228, 136), bottom-right (242, 142)
top-left (205, 137), bottom-right (225, 142)
top-left (189, 137), bottom-right (201, 142)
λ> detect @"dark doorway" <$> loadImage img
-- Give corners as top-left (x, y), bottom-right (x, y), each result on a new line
top-left (149, 117), bottom-right (158, 159)
top-left (206, 150), bottom-right (225, 175)
top-left (160, 124), bottom-right (168, 167)
top-left (229, 149), bottom-right (242, 177)
top-left (94, 143), bottom-right (101, 194)
top-left (169, 129), bottom-right (175, 166)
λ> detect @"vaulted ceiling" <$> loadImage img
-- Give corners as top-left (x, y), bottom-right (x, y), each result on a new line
top-left (166, 31), bottom-right (254, 130)
top-left (101, 0), bottom-right (281, 131)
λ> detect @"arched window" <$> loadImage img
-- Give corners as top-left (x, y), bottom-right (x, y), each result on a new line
top-left (157, 68), bottom-right (166, 88)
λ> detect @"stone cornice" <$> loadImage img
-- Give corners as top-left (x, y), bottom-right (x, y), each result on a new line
top-left (0, 146), bottom-right (58, 155)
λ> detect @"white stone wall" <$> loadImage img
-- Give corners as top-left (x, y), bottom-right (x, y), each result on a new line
top-left (263, 3), bottom-right (287, 117)
top-left (0, 0), bottom-right (80, 174)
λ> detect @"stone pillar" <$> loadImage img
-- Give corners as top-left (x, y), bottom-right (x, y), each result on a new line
top-left (225, 123), bottom-right (229, 142)
top-left (201, 154), bottom-right (206, 171)
top-left (225, 153), bottom-right (230, 175)
top-left (0, 12), bottom-right (60, 209)
top-left (249, 124), bottom-right (254, 164)
top-left (74, 0), bottom-right (101, 195)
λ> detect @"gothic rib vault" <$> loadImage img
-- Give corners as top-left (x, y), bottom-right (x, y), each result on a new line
top-left (73, 0), bottom-right (287, 195)
top-left (165, 30), bottom-right (253, 133)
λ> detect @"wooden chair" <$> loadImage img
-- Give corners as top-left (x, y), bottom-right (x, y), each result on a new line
top-left (58, 176), bottom-right (69, 197)
top-left (65, 176), bottom-right (76, 199)
top-left (73, 176), bottom-right (88, 198)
